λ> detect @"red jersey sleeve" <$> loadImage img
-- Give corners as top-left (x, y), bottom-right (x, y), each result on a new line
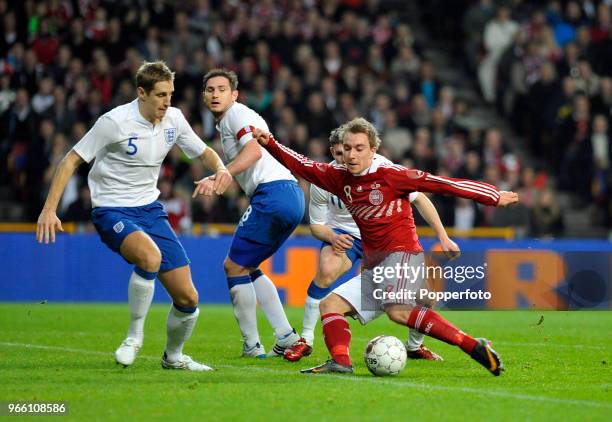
top-left (383, 165), bottom-right (501, 206)
top-left (263, 137), bottom-right (344, 194)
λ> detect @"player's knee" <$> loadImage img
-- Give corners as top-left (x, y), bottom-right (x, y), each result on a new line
top-left (223, 257), bottom-right (242, 275)
top-left (139, 249), bottom-right (161, 272)
top-left (174, 288), bottom-right (199, 308)
top-left (223, 258), bottom-right (232, 275)
top-left (386, 311), bottom-right (403, 325)
top-left (314, 274), bottom-right (334, 288)
top-left (319, 294), bottom-right (340, 315)
top-left (319, 298), bottom-right (332, 315)
top-left (386, 307), bottom-right (412, 325)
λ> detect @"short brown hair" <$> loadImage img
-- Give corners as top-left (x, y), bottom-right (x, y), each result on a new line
top-left (328, 125), bottom-right (345, 146)
top-left (203, 68), bottom-right (239, 90)
top-left (135, 61), bottom-right (174, 93)
top-left (341, 117), bottom-right (381, 148)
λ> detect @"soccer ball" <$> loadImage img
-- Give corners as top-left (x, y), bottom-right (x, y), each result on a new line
top-left (364, 335), bottom-right (407, 376)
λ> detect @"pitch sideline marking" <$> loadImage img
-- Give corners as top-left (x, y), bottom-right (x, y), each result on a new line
top-left (1, 341), bottom-right (611, 410)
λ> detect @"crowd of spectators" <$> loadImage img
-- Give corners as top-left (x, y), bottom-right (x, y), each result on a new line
top-left (464, 0), bottom-right (611, 231)
top-left (0, 0), bottom-right (607, 238)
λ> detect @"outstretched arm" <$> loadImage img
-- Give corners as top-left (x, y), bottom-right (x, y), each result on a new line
top-left (387, 166), bottom-right (518, 207)
top-left (37, 150), bottom-right (84, 244)
top-left (253, 129), bottom-right (342, 194)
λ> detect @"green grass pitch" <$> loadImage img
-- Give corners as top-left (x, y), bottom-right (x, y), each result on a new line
top-left (1, 304), bottom-right (611, 420)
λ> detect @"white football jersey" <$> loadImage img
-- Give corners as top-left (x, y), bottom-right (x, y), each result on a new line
top-left (73, 99), bottom-right (206, 207)
top-left (309, 154), bottom-right (419, 239)
top-left (217, 102), bottom-right (295, 196)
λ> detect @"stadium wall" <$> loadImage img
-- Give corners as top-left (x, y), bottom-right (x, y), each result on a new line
top-left (1, 234), bottom-right (610, 309)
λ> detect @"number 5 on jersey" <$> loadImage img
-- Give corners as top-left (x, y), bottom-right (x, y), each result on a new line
top-left (126, 136), bottom-right (138, 156)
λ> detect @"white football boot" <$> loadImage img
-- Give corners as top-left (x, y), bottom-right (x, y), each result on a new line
top-left (241, 342), bottom-right (267, 358)
top-left (267, 329), bottom-right (300, 357)
top-left (161, 353), bottom-right (214, 371)
top-left (115, 337), bottom-right (141, 367)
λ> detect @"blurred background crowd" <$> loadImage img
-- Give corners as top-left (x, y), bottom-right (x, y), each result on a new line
top-left (0, 0), bottom-right (610, 238)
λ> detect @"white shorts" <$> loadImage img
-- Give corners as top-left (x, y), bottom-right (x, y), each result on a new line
top-left (332, 252), bottom-right (428, 325)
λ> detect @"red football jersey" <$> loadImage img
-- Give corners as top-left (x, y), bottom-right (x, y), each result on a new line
top-left (265, 138), bottom-right (501, 266)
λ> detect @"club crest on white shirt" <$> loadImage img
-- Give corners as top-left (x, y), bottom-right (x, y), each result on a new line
top-left (164, 128), bottom-right (177, 146)
top-left (369, 189), bottom-right (383, 205)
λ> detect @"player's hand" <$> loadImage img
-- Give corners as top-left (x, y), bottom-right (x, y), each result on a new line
top-left (497, 191), bottom-right (519, 207)
top-left (36, 208), bottom-right (64, 244)
top-left (211, 168), bottom-right (232, 195)
top-left (192, 177), bottom-right (216, 197)
top-left (331, 233), bottom-right (353, 254)
top-left (438, 235), bottom-right (461, 260)
top-left (252, 128), bottom-right (270, 146)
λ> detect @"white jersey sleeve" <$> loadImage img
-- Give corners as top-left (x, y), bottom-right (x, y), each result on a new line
top-left (408, 192), bottom-right (419, 202)
top-left (73, 115), bottom-right (118, 163)
top-left (223, 104), bottom-right (261, 149)
top-left (175, 110), bottom-right (207, 159)
top-left (218, 102), bottom-right (295, 196)
top-left (77, 100), bottom-right (206, 208)
top-left (309, 183), bottom-right (330, 226)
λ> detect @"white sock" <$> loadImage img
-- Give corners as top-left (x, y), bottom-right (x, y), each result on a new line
top-left (230, 283), bottom-right (261, 347)
top-left (165, 306), bottom-right (199, 362)
top-left (251, 272), bottom-right (293, 339)
top-left (127, 271), bottom-right (155, 344)
top-left (407, 328), bottom-right (425, 351)
top-left (301, 295), bottom-right (320, 345)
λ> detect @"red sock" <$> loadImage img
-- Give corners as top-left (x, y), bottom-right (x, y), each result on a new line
top-left (407, 306), bottom-right (478, 354)
top-left (321, 313), bottom-right (352, 366)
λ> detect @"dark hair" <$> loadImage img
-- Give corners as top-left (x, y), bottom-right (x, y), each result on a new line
top-left (328, 125), bottom-right (345, 146)
top-left (135, 61), bottom-right (174, 93)
top-left (203, 68), bottom-right (239, 90)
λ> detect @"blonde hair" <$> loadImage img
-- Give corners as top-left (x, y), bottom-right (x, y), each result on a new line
top-left (341, 117), bottom-right (381, 148)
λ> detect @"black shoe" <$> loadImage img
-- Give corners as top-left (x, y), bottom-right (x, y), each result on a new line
top-left (300, 359), bottom-right (354, 374)
top-left (470, 338), bottom-right (504, 376)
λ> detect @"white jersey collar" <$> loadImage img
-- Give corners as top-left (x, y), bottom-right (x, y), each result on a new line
top-left (215, 101), bottom-right (237, 129)
top-left (131, 98), bottom-right (167, 128)
top-left (131, 98), bottom-right (153, 126)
